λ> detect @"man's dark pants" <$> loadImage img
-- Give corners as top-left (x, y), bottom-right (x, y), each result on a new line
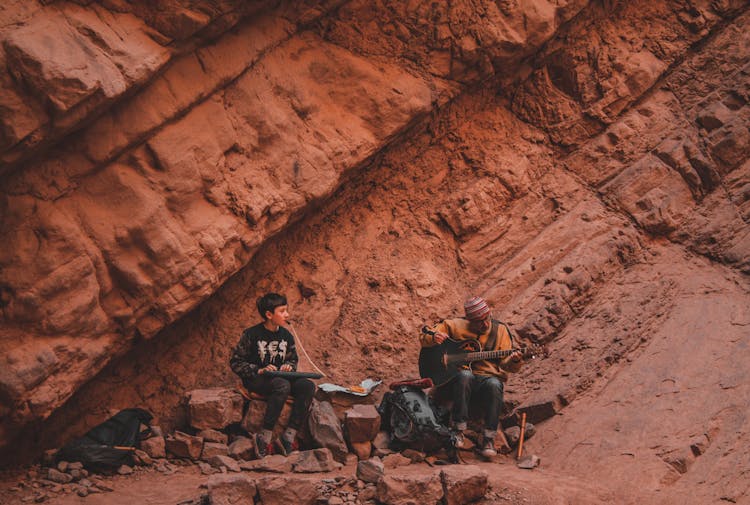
top-left (243, 375), bottom-right (316, 431)
top-left (447, 369), bottom-right (504, 431)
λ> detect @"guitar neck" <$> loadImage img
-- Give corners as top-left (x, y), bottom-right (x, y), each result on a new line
top-left (447, 348), bottom-right (517, 364)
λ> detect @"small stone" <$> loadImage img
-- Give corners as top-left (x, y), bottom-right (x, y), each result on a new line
top-left (328, 497), bottom-right (344, 505)
top-left (56, 461), bottom-right (69, 473)
top-left (382, 453), bottom-right (411, 468)
top-left (46, 468), bottom-right (72, 484)
top-left (356, 458), bottom-right (384, 484)
top-left (361, 485), bottom-right (377, 501)
top-left (198, 428), bottom-right (229, 445)
top-left (198, 461), bottom-right (215, 475)
top-left (517, 454), bottom-right (541, 469)
top-left (117, 465), bottom-right (134, 475)
top-left (77, 487), bottom-right (89, 497)
top-left (68, 462), bottom-right (84, 471)
top-left (134, 449), bottom-right (154, 466)
top-left (401, 449), bottom-right (425, 462)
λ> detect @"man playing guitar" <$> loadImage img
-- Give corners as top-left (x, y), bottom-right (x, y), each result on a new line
top-left (419, 296), bottom-right (524, 458)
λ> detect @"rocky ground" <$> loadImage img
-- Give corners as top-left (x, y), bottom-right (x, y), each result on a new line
top-left (0, 450), bottom-right (614, 505)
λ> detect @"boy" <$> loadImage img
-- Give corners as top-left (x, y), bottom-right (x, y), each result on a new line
top-left (230, 292), bottom-right (316, 457)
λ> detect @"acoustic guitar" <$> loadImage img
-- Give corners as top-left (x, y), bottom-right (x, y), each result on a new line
top-left (418, 338), bottom-right (541, 387)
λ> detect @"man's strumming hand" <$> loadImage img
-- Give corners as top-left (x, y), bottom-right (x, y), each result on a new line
top-left (433, 331), bottom-right (449, 344)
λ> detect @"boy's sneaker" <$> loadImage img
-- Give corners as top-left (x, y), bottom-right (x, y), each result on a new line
top-left (453, 431), bottom-right (471, 450)
top-left (274, 436), bottom-right (299, 457)
top-left (480, 437), bottom-right (497, 458)
top-left (253, 433), bottom-right (274, 459)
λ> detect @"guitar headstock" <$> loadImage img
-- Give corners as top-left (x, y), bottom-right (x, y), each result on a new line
top-left (522, 344), bottom-right (547, 360)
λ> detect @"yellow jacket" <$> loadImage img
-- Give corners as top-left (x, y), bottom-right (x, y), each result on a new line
top-left (419, 318), bottom-right (523, 381)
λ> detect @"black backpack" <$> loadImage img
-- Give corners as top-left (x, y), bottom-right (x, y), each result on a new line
top-left (377, 385), bottom-right (454, 453)
top-left (56, 408), bottom-right (153, 471)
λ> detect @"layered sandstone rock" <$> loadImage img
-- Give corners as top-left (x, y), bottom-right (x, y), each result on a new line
top-left (0, 0), bottom-right (586, 451)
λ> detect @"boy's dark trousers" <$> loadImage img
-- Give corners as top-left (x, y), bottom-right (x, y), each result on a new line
top-left (243, 375), bottom-right (316, 431)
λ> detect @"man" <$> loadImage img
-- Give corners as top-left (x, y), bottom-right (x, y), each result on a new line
top-left (419, 296), bottom-right (523, 458)
top-left (230, 292), bottom-right (316, 457)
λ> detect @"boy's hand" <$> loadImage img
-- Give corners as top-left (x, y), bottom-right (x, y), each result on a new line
top-left (259, 364), bottom-right (278, 374)
top-left (280, 364), bottom-right (293, 372)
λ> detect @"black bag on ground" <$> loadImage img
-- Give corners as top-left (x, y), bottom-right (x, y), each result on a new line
top-left (56, 408), bottom-right (153, 470)
top-left (377, 385), bottom-right (453, 453)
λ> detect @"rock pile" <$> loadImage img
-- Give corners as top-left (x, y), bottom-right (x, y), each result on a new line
top-left (6, 385), bottom-right (523, 503)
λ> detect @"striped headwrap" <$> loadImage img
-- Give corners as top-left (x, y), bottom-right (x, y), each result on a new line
top-left (464, 296), bottom-right (490, 321)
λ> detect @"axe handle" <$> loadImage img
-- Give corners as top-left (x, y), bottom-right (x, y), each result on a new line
top-left (517, 412), bottom-right (527, 460)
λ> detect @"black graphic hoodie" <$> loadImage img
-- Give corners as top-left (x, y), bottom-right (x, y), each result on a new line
top-left (230, 323), bottom-right (299, 380)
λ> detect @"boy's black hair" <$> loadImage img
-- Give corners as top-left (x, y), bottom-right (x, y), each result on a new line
top-left (257, 292), bottom-right (287, 320)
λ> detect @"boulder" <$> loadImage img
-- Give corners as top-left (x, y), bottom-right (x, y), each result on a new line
top-left (165, 431), bottom-right (203, 460)
top-left (239, 454), bottom-right (293, 473)
top-left (201, 442), bottom-right (229, 460)
top-left (344, 404), bottom-right (381, 443)
top-left (377, 472), bottom-right (443, 505)
top-left (308, 400), bottom-right (348, 462)
top-left (228, 436), bottom-right (255, 460)
top-left (140, 436), bottom-right (166, 459)
top-left (350, 441), bottom-right (372, 461)
top-left (207, 474), bottom-right (257, 505)
top-left (293, 448), bottom-right (342, 473)
top-left (209, 454), bottom-right (241, 472)
top-left (372, 431), bottom-right (391, 450)
top-left (187, 388), bottom-right (244, 430)
top-left (440, 465), bottom-right (488, 505)
top-left (256, 476), bottom-right (317, 505)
